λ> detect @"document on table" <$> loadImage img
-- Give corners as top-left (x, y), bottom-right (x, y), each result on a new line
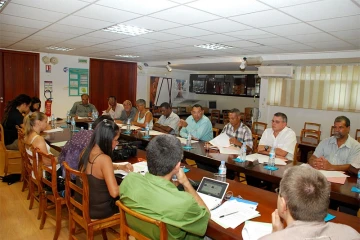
top-left (209, 133), bottom-right (231, 148)
top-left (301, 164), bottom-right (348, 184)
top-left (242, 221), bottom-right (272, 240)
top-left (51, 141), bottom-right (67, 147)
top-left (120, 125), bottom-right (140, 130)
top-left (77, 116), bottom-right (91, 120)
top-left (246, 153), bottom-right (287, 166)
top-left (44, 127), bottom-right (64, 133)
top-left (114, 161), bottom-right (148, 177)
top-left (176, 137), bottom-right (198, 144)
top-left (149, 130), bottom-right (165, 136)
top-left (218, 146), bottom-right (241, 155)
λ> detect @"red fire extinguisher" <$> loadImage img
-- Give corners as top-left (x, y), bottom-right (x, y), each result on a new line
top-left (44, 90), bottom-right (53, 117)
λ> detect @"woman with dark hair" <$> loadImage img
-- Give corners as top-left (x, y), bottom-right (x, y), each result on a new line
top-left (2, 94), bottom-right (31, 150)
top-left (78, 119), bottom-right (133, 219)
top-left (29, 97), bottom-right (41, 113)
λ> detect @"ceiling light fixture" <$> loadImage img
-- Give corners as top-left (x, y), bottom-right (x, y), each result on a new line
top-left (103, 24), bottom-right (154, 36)
top-left (194, 43), bottom-right (234, 50)
top-left (46, 46), bottom-right (74, 51)
top-left (0, 0), bottom-right (8, 11)
top-left (239, 57), bottom-right (247, 70)
top-left (115, 54), bottom-right (140, 58)
top-left (166, 62), bottom-right (172, 72)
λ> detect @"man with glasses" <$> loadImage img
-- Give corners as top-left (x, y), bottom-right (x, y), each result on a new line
top-left (153, 102), bottom-right (180, 135)
top-left (179, 104), bottom-right (213, 141)
top-left (260, 166), bottom-right (359, 240)
top-left (258, 112), bottom-right (296, 160)
top-left (115, 100), bottom-right (137, 124)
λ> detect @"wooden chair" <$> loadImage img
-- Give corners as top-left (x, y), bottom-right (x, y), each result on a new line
top-left (116, 200), bottom-right (168, 240)
top-left (63, 162), bottom-right (120, 240)
top-left (210, 110), bottom-right (221, 125)
top-left (293, 143), bottom-right (300, 165)
top-left (0, 123), bottom-right (22, 176)
top-left (251, 122), bottom-right (267, 136)
top-left (303, 122), bottom-right (321, 140)
top-left (300, 129), bottom-right (321, 145)
top-left (355, 129), bottom-right (360, 143)
top-left (330, 126), bottom-right (335, 136)
top-left (252, 134), bottom-right (259, 153)
top-left (222, 110), bottom-right (230, 124)
top-left (35, 148), bottom-right (66, 240)
top-left (17, 128), bottom-right (29, 193)
top-left (212, 127), bottom-right (220, 138)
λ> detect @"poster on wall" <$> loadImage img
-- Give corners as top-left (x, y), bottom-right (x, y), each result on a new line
top-left (44, 81), bottom-right (53, 92)
top-left (69, 68), bottom-right (89, 96)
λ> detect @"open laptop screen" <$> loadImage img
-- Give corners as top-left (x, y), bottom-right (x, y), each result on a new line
top-left (197, 177), bottom-right (228, 199)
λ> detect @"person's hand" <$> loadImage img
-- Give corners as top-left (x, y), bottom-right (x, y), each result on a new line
top-left (176, 167), bottom-right (189, 185)
top-left (124, 163), bottom-right (133, 172)
top-left (318, 157), bottom-right (333, 170)
top-left (312, 157), bottom-right (323, 170)
top-left (87, 112), bottom-right (92, 117)
top-left (229, 137), bottom-right (238, 145)
top-left (271, 209), bottom-right (284, 232)
top-left (178, 119), bottom-right (188, 127)
top-left (75, 115), bottom-right (79, 120)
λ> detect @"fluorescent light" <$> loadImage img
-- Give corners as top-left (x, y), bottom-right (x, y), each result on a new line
top-left (194, 43), bottom-right (234, 50)
top-left (103, 24), bottom-right (154, 36)
top-left (115, 54), bottom-right (140, 58)
top-left (46, 46), bottom-right (74, 51)
top-left (0, 1), bottom-right (8, 10)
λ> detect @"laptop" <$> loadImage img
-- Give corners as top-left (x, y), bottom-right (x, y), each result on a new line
top-left (197, 177), bottom-right (229, 210)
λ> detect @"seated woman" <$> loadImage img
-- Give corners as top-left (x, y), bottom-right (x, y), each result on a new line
top-left (28, 97), bottom-right (41, 115)
top-left (78, 119), bottom-right (133, 219)
top-left (132, 99), bottom-right (153, 129)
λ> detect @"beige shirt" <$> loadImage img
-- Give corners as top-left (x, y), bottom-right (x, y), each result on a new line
top-left (260, 220), bottom-right (360, 240)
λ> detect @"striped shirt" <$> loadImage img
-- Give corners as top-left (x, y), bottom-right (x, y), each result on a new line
top-left (221, 122), bottom-right (253, 149)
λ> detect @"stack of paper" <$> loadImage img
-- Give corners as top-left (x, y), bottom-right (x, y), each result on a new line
top-left (300, 164), bottom-right (349, 184)
top-left (242, 221), bottom-right (272, 240)
top-left (51, 141), bottom-right (67, 147)
top-left (44, 127), bottom-right (64, 133)
top-left (218, 146), bottom-right (241, 155)
top-left (148, 130), bottom-right (165, 136)
top-left (209, 133), bottom-right (231, 148)
top-left (246, 153), bottom-right (287, 166)
top-left (120, 125), bottom-right (140, 130)
top-left (176, 137), bottom-right (198, 144)
top-left (114, 161), bottom-right (148, 177)
top-left (211, 198), bottom-right (260, 229)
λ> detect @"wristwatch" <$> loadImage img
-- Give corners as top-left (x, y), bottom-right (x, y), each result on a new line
top-left (264, 146), bottom-right (269, 151)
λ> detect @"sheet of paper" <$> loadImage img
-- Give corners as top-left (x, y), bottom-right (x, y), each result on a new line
top-left (209, 133), bottom-right (231, 148)
top-left (327, 177), bottom-right (347, 184)
top-left (114, 162), bottom-right (130, 175)
top-left (44, 127), bottom-right (64, 133)
top-left (246, 153), bottom-right (287, 166)
top-left (218, 146), bottom-right (241, 155)
top-left (242, 221), bottom-right (272, 240)
top-left (51, 141), bottom-right (67, 147)
top-left (149, 130), bottom-right (165, 136)
top-left (318, 170), bottom-right (349, 178)
top-left (176, 137), bottom-right (198, 144)
top-left (114, 161), bottom-right (148, 177)
top-left (121, 125), bottom-right (140, 130)
top-left (77, 116), bottom-right (91, 120)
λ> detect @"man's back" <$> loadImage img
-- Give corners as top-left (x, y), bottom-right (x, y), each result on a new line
top-left (120, 172), bottom-right (209, 240)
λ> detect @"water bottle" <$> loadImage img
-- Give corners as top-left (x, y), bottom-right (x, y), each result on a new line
top-left (95, 111), bottom-right (98, 120)
top-left (268, 147), bottom-right (276, 168)
top-left (145, 123), bottom-right (150, 138)
top-left (66, 111), bottom-right (71, 123)
top-left (357, 169), bottom-right (360, 189)
top-left (88, 123), bottom-right (93, 130)
top-left (241, 143), bottom-right (247, 161)
top-left (80, 126), bottom-right (84, 131)
top-left (71, 117), bottom-right (76, 131)
top-left (218, 161), bottom-right (227, 181)
top-left (186, 132), bottom-right (192, 148)
top-left (126, 118), bottom-right (131, 133)
top-left (51, 114), bottom-right (55, 128)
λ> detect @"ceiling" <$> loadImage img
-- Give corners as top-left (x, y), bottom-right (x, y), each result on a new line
top-left (0, 0), bottom-right (359, 71)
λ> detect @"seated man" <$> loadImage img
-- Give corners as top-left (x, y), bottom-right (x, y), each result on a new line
top-left (221, 108), bottom-right (253, 151)
top-left (120, 135), bottom-right (210, 240)
top-left (179, 104), bottom-right (213, 141)
top-left (308, 116), bottom-right (360, 172)
top-left (153, 102), bottom-right (180, 135)
top-left (258, 112), bottom-right (296, 160)
top-left (102, 96), bottom-right (123, 119)
top-left (260, 166), bottom-right (359, 240)
top-left (116, 100), bottom-right (137, 123)
top-left (69, 94), bottom-right (97, 118)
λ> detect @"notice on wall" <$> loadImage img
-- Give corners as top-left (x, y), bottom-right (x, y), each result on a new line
top-left (44, 81), bottom-right (53, 91)
top-left (69, 68), bottom-right (88, 96)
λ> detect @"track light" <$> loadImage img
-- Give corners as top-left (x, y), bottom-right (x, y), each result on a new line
top-left (166, 62), bottom-right (172, 72)
top-left (239, 57), bottom-right (247, 70)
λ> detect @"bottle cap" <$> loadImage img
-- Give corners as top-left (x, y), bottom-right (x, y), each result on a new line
top-left (221, 161), bottom-right (225, 164)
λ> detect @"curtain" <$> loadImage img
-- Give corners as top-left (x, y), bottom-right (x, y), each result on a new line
top-left (267, 65), bottom-right (360, 112)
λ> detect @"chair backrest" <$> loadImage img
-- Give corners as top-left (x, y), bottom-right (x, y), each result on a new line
top-left (17, 128), bottom-right (28, 177)
top-left (293, 143), bottom-right (299, 165)
top-left (251, 122), bottom-right (267, 135)
top-left (300, 129), bottom-right (321, 145)
top-left (0, 124), bottom-right (6, 152)
top-left (24, 142), bottom-right (37, 178)
top-left (35, 148), bottom-right (61, 199)
top-left (330, 126), bottom-right (335, 137)
top-left (210, 110), bottom-right (221, 125)
top-left (355, 129), bottom-right (360, 142)
top-left (212, 127), bottom-right (220, 138)
top-left (116, 200), bottom-right (168, 240)
top-left (304, 122), bottom-right (321, 131)
top-left (63, 162), bottom-right (91, 226)
top-left (252, 134), bottom-right (259, 153)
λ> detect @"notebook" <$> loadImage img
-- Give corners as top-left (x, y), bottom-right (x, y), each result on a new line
top-left (197, 177), bottom-right (229, 210)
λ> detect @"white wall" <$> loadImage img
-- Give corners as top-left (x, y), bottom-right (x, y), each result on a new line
top-left (39, 53), bottom-right (89, 118)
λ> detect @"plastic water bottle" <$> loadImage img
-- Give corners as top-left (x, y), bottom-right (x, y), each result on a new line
top-left (126, 118), bottom-right (131, 133)
top-left (66, 111), bottom-right (71, 123)
top-left (357, 170), bottom-right (360, 189)
top-left (71, 117), bottom-right (76, 131)
top-left (241, 143), bottom-right (247, 161)
top-left (51, 114), bottom-right (55, 128)
top-left (145, 123), bottom-right (150, 138)
top-left (218, 161), bottom-right (227, 180)
top-left (268, 147), bottom-right (276, 168)
top-left (186, 132), bottom-right (192, 148)
top-left (80, 127), bottom-right (84, 131)
top-left (88, 123), bottom-right (93, 130)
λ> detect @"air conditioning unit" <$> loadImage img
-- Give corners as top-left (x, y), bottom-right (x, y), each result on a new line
top-left (258, 66), bottom-right (294, 78)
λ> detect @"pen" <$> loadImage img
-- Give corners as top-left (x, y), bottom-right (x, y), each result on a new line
top-left (219, 211), bottom-right (238, 218)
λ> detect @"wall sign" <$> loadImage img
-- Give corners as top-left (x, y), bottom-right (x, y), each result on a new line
top-left (45, 64), bottom-right (51, 73)
top-left (69, 68), bottom-right (89, 96)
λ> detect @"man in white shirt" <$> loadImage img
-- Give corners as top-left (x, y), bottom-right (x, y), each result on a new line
top-left (103, 96), bottom-right (124, 119)
top-left (258, 112), bottom-right (297, 160)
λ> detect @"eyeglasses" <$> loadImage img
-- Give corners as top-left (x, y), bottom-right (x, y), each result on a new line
top-left (272, 120), bottom-right (283, 124)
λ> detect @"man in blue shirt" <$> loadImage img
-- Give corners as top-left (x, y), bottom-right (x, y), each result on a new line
top-left (179, 104), bottom-right (213, 141)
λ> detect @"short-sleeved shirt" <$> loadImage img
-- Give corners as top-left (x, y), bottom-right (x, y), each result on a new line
top-left (3, 107), bottom-right (24, 146)
top-left (221, 122), bottom-right (253, 149)
top-left (180, 115), bottom-right (213, 141)
top-left (313, 135), bottom-right (360, 165)
top-left (119, 107), bottom-right (137, 122)
top-left (259, 127), bottom-right (297, 160)
top-left (157, 111), bottom-right (180, 134)
top-left (120, 172), bottom-right (210, 240)
top-left (70, 101), bottom-right (97, 117)
top-left (102, 103), bottom-right (124, 119)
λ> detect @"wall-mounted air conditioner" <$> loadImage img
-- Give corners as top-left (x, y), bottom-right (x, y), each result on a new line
top-left (258, 66), bottom-right (294, 78)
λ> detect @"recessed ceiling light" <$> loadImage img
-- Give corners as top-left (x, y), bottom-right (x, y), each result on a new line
top-left (0, 0), bottom-right (8, 10)
top-left (103, 24), bottom-right (154, 36)
top-left (115, 54), bottom-right (140, 58)
top-left (46, 46), bottom-right (74, 51)
top-left (194, 43), bottom-right (234, 50)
